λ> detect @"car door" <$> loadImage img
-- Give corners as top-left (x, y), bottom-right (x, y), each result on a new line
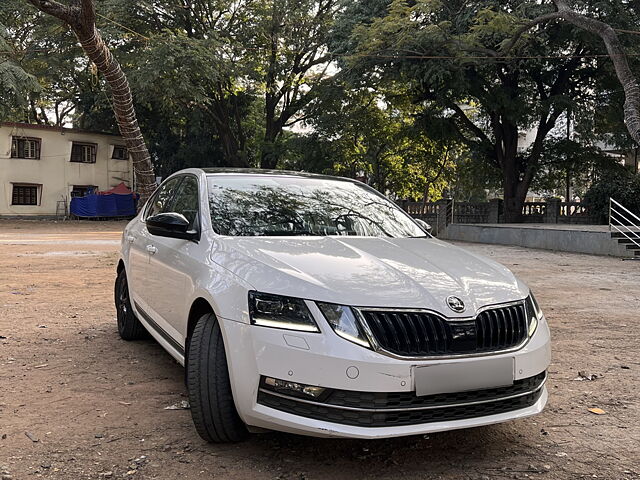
top-left (144, 174), bottom-right (202, 343)
top-left (128, 176), bottom-right (183, 318)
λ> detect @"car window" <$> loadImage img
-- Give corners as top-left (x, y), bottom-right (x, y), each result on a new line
top-left (206, 175), bottom-right (427, 238)
top-left (144, 177), bottom-right (183, 220)
top-left (170, 175), bottom-right (199, 229)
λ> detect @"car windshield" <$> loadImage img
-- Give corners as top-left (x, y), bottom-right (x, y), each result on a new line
top-left (206, 175), bottom-right (427, 238)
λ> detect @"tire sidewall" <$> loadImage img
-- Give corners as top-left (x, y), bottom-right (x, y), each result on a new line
top-left (187, 313), bottom-right (248, 443)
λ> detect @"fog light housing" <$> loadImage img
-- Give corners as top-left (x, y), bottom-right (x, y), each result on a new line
top-left (263, 377), bottom-right (326, 399)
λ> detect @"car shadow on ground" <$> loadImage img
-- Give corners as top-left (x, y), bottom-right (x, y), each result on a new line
top-left (125, 332), bottom-right (534, 478)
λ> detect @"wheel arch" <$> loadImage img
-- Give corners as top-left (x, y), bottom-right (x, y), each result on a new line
top-left (187, 297), bottom-right (215, 345)
top-left (184, 297), bottom-right (217, 373)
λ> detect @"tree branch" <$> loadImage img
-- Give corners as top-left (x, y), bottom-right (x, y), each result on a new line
top-left (25, 0), bottom-right (77, 24)
top-left (449, 103), bottom-right (492, 147)
top-left (503, 0), bottom-right (640, 145)
top-left (501, 11), bottom-right (564, 54)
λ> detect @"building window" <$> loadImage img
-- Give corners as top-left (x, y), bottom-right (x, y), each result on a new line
top-left (112, 145), bottom-right (128, 160)
top-left (70, 142), bottom-right (97, 163)
top-left (71, 185), bottom-right (98, 198)
top-left (11, 137), bottom-right (41, 159)
top-left (12, 184), bottom-right (40, 206)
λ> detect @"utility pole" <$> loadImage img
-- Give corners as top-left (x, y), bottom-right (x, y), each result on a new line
top-left (565, 108), bottom-right (572, 202)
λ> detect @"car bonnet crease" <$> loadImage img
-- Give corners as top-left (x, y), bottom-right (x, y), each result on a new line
top-left (211, 236), bottom-right (522, 313)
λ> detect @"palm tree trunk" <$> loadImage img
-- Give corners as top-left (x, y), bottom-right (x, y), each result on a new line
top-left (25, 0), bottom-right (156, 205)
top-left (76, 27), bottom-right (156, 202)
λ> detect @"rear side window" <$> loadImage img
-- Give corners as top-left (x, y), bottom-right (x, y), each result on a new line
top-left (144, 177), bottom-right (182, 220)
top-left (170, 176), bottom-right (199, 229)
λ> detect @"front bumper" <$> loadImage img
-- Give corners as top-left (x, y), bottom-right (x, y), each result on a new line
top-left (219, 310), bottom-right (551, 439)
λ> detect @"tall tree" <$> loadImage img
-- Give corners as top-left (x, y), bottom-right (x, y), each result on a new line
top-left (115, 0), bottom-right (338, 169)
top-left (506, 0), bottom-right (640, 147)
top-left (255, 0), bottom-right (338, 169)
top-left (334, 0), bottom-right (636, 220)
top-left (298, 81), bottom-right (460, 199)
top-left (2, 0), bottom-right (112, 127)
top-left (126, 0), bottom-right (257, 167)
top-left (0, 21), bottom-right (40, 119)
top-left (24, 0), bottom-right (156, 202)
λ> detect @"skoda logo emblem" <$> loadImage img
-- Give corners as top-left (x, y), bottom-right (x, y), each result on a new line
top-left (446, 296), bottom-right (466, 313)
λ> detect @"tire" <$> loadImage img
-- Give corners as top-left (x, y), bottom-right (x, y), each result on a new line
top-left (187, 312), bottom-right (249, 443)
top-left (114, 269), bottom-right (147, 340)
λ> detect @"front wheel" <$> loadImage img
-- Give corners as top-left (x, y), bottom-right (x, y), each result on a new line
top-left (114, 269), bottom-right (146, 340)
top-left (187, 313), bottom-right (249, 443)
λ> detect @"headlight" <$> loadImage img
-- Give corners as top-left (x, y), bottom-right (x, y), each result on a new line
top-left (316, 302), bottom-right (371, 348)
top-left (248, 292), bottom-right (319, 332)
top-left (525, 291), bottom-right (543, 337)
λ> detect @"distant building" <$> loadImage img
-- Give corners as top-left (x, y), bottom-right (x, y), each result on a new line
top-left (598, 144), bottom-right (639, 174)
top-left (0, 122), bottom-right (133, 216)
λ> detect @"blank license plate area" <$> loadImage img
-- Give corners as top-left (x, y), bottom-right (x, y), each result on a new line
top-left (414, 357), bottom-right (514, 396)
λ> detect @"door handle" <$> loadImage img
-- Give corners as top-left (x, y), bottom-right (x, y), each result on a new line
top-left (146, 245), bottom-right (157, 254)
top-left (126, 235), bottom-right (135, 243)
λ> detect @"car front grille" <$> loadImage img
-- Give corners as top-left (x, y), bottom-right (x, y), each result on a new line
top-left (257, 371), bottom-right (546, 428)
top-left (358, 302), bottom-right (529, 357)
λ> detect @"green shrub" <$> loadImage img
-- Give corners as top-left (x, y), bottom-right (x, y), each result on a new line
top-left (583, 172), bottom-right (640, 223)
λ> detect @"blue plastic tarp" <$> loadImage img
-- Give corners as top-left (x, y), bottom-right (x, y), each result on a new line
top-left (70, 193), bottom-right (137, 217)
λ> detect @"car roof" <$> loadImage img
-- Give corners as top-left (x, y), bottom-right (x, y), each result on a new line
top-left (198, 168), bottom-right (358, 184)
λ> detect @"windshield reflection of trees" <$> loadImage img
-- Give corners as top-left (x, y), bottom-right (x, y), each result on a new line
top-left (208, 183), bottom-right (422, 237)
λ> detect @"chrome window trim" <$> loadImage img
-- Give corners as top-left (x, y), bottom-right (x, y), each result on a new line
top-left (352, 298), bottom-right (533, 361)
top-left (258, 372), bottom-right (546, 413)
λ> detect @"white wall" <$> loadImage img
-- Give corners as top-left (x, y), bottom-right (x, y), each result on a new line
top-left (0, 123), bottom-right (133, 216)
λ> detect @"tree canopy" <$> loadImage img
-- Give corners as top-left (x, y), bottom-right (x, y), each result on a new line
top-left (4, 0), bottom-right (640, 205)
top-left (331, 0), bottom-right (640, 218)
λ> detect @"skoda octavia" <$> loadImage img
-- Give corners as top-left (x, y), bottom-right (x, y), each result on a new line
top-left (115, 168), bottom-right (550, 442)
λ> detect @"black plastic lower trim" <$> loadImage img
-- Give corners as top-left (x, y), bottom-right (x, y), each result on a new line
top-left (134, 301), bottom-right (185, 356)
top-left (257, 372), bottom-right (546, 428)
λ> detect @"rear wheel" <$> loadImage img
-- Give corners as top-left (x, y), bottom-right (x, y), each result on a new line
top-left (187, 312), bottom-right (249, 443)
top-left (114, 269), bottom-right (146, 340)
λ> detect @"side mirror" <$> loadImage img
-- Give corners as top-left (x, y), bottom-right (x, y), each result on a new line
top-left (146, 212), bottom-right (198, 240)
top-left (414, 218), bottom-right (433, 234)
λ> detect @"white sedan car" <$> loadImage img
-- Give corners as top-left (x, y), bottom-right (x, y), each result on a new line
top-left (115, 168), bottom-right (550, 442)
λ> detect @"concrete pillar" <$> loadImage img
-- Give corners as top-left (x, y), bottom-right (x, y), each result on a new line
top-left (488, 198), bottom-right (503, 224)
top-left (436, 198), bottom-right (452, 235)
top-left (545, 198), bottom-right (561, 224)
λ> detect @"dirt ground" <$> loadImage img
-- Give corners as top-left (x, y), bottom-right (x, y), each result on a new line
top-left (0, 219), bottom-right (638, 480)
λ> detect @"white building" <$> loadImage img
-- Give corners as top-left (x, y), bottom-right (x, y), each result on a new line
top-left (0, 122), bottom-right (133, 216)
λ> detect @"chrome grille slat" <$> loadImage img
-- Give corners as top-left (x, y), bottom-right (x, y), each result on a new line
top-left (360, 302), bottom-right (528, 357)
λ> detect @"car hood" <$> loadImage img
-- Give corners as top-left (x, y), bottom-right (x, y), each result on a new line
top-left (211, 236), bottom-right (527, 316)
